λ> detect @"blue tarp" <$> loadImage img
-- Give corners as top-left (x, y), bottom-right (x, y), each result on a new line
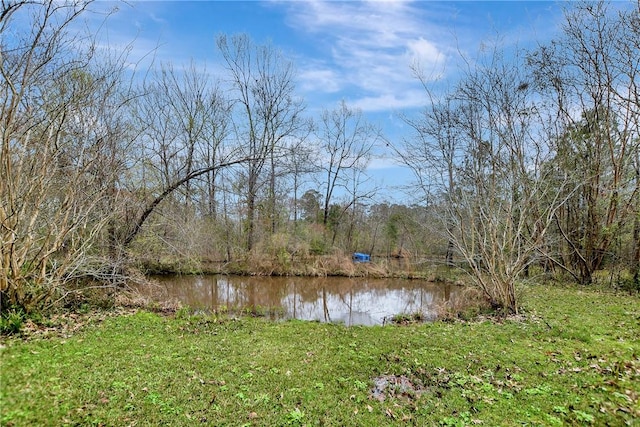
top-left (352, 252), bottom-right (371, 263)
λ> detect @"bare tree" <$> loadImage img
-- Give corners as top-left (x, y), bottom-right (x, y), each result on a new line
top-left (124, 61), bottom-right (234, 253)
top-left (632, 150), bottom-right (640, 288)
top-left (343, 156), bottom-right (378, 251)
top-left (626, 3), bottom-right (640, 289)
top-left (398, 93), bottom-right (463, 266)
top-left (400, 39), bottom-right (573, 312)
top-left (315, 101), bottom-right (379, 232)
top-left (121, 158), bottom-right (248, 249)
top-left (451, 46), bottom-right (574, 312)
top-left (216, 34), bottom-right (306, 251)
top-left (196, 81), bottom-right (233, 220)
top-left (0, 1), bottom-right (138, 311)
top-left (281, 132), bottom-right (316, 226)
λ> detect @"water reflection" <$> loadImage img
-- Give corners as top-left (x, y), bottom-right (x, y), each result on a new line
top-left (144, 275), bottom-right (459, 326)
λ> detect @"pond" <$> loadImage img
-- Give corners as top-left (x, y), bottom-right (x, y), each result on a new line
top-left (142, 275), bottom-right (461, 326)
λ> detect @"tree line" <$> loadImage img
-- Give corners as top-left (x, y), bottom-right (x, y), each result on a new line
top-left (1, 0), bottom-right (638, 313)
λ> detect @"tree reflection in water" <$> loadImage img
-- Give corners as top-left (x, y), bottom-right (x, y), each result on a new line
top-left (143, 275), bottom-right (460, 326)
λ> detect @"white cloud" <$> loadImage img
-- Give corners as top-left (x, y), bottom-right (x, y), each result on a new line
top-left (298, 67), bottom-right (342, 93)
top-left (368, 156), bottom-right (400, 170)
top-left (282, 0), bottom-right (450, 111)
top-left (406, 37), bottom-right (444, 69)
top-left (148, 12), bottom-right (167, 25)
top-left (350, 90), bottom-right (426, 112)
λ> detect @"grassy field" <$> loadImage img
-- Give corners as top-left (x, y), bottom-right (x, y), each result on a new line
top-left (1, 285), bottom-right (638, 426)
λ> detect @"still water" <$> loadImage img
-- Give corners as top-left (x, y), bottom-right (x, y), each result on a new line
top-left (144, 275), bottom-right (459, 326)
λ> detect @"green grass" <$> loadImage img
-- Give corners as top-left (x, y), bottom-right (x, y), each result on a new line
top-left (1, 285), bottom-right (639, 426)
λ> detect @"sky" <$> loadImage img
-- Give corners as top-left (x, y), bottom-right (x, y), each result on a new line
top-left (89, 0), bottom-right (570, 202)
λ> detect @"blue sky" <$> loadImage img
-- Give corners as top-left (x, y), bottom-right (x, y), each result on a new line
top-left (91, 0), bottom-right (568, 201)
top-left (98, 1), bottom-right (562, 111)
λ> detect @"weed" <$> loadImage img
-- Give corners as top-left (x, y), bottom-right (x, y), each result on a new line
top-left (0, 309), bottom-right (24, 335)
top-left (573, 409), bottom-right (595, 424)
top-left (285, 408), bottom-right (305, 425)
top-left (390, 312), bottom-right (425, 324)
top-left (174, 306), bottom-right (191, 319)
